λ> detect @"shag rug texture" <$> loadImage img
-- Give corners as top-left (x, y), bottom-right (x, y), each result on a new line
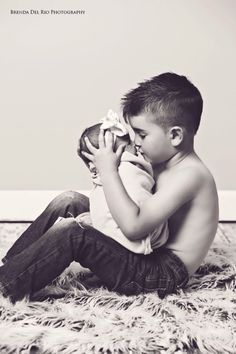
top-left (0, 223), bottom-right (235, 354)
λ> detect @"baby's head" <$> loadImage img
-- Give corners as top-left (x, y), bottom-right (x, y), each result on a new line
top-left (77, 123), bottom-right (131, 169)
top-left (122, 72), bottom-right (203, 142)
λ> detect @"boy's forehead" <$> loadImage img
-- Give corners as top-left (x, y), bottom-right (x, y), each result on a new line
top-left (129, 112), bottom-right (155, 130)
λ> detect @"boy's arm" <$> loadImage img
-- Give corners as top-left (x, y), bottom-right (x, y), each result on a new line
top-left (100, 167), bottom-right (201, 240)
top-left (82, 130), bottom-right (202, 240)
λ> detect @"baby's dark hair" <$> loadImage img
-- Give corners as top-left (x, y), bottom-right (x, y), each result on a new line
top-left (77, 123), bottom-right (130, 167)
top-left (122, 72), bottom-right (203, 136)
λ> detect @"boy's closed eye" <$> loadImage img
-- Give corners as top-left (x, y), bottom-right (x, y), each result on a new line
top-left (132, 128), bottom-right (147, 138)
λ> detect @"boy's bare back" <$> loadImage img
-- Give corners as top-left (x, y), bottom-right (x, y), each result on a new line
top-left (156, 152), bottom-right (219, 275)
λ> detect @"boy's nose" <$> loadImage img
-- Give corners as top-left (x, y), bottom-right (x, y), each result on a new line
top-left (134, 138), bottom-right (142, 153)
top-left (134, 134), bottom-right (141, 146)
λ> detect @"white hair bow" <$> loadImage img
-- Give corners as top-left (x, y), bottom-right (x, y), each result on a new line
top-left (100, 109), bottom-right (128, 137)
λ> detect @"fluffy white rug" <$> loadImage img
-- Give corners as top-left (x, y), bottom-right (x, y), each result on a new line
top-left (0, 223), bottom-right (235, 354)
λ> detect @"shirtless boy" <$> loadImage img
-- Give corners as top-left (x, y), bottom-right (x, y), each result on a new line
top-left (82, 72), bottom-right (219, 277)
top-left (0, 72), bottom-right (219, 302)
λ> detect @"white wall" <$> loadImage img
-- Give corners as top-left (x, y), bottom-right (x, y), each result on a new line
top-left (0, 0), bottom-right (235, 190)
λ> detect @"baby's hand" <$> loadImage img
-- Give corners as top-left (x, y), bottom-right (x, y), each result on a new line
top-left (75, 212), bottom-right (93, 228)
top-left (125, 142), bottom-right (137, 155)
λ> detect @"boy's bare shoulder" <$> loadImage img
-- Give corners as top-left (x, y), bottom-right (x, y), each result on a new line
top-left (182, 156), bottom-right (216, 191)
top-left (183, 158), bottom-right (215, 185)
top-left (153, 153), bottom-right (218, 212)
top-left (158, 154), bottom-right (215, 190)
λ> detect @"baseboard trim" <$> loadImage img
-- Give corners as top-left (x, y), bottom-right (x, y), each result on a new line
top-left (0, 190), bottom-right (235, 222)
top-left (217, 190), bottom-right (236, 222)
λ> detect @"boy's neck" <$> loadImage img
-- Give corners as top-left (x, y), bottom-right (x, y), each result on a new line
top-left (166, 134), bottom-right (196, 167)
top-left (167, 146), bottom-right (195, 168)
top-left (154, 146), bottom-right (195, 175)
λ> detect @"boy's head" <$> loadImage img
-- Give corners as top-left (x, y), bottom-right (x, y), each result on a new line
top-left (121, 72), bottom-right (203, 165)
top-left (122, 72), bottom-right (203, 137)
top-left (78, 123), bottom-right (130, 169)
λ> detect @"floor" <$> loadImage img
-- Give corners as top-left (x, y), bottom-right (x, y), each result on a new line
top-left (217, 222), bottom-right (236, 242)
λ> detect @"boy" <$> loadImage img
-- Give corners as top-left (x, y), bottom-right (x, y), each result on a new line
top-left (0, 72), bottom-right (218, 302)
top-left (77, 115), bottom-right (168, 254)
top-left (82, 72), bottom-right (219, 277)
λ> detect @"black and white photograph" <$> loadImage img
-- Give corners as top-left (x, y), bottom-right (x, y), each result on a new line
top-left (0, 0), bottom-right (235, 353)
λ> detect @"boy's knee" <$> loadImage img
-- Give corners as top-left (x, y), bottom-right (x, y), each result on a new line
top-left (47, 191), bottom-right (89, 216)
top-left (52, 191), bottom-right (82, 204)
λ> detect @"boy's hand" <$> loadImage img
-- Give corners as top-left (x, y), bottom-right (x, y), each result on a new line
top-left (81, 129), bottom-right (125, 176)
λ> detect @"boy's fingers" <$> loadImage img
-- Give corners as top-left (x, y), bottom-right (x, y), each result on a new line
top-left (98, 129), bottom-right (105, 148)
top-left (84, 137), bottom-right (97, 153)
top-left (81, 151), bottom-right (94, 162)
top-left (104, 130), bottom-right (115, 150)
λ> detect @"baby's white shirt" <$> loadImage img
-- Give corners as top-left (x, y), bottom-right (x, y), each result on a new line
top-left (89, 151), bottom-right (169, 254)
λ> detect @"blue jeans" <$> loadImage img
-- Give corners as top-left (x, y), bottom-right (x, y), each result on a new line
top-left (0, 191), bottom-right (189, 302)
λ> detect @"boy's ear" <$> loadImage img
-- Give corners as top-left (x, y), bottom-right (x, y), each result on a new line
top-left (168, 126), bottom-right (184, 147)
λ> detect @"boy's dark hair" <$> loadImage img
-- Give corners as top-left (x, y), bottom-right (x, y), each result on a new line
top-left (77, 123), bottom-right (130, 167)
top-left (121, 72), bottom-right (203, 135)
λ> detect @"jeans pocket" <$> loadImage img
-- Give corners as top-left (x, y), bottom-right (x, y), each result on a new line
top-left (120, 279), bottom-right (162, 296)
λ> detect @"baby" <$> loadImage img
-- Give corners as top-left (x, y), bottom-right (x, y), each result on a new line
top-left (77, 110), bottom-right (169, 254)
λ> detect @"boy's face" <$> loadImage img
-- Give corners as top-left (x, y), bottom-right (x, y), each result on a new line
top-left (129, 112), bottom-right (174, 166)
